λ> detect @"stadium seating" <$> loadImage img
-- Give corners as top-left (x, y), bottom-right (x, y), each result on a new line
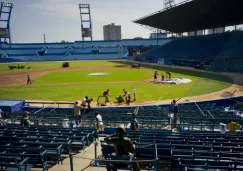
top-left (1, 96), bottom-right (242, 170)
top-left (99, 129), bottom-right (243, 170)
top-left (0, 125), bottom-right (96, 170)
top-left (137, 32), bottom-right (243, 71)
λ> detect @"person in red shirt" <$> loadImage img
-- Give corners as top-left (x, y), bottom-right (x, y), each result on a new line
top-left (103, 89), bottom-right (110, 104)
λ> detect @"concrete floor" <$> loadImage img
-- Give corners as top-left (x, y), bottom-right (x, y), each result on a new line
top-left (50, 140), bottom-right (107, 171)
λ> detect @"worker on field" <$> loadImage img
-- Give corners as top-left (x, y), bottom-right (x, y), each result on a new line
top-left (154, 71), bottom-right (158, 83)
top-left (123, 89), bottom-right (128, 96)
top-left (166, 72), bottom-right (171, 81)
top-left (103, 89), bottom-right (110, 104)
top-left (161, 71), bottom-right (165, 81)
top-left (27, 74), bottom-right (32, 85)
top-left (132, 86), bottom-right (136, 101)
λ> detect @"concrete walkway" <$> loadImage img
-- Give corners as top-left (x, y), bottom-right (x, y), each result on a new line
top-left (50, 141), bottom-right (106, 171)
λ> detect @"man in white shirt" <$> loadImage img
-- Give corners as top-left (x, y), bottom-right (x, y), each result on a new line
top-left (132, 86), bottom-right (136, 101)
top-left (95, 111), bottom-right (104, 133)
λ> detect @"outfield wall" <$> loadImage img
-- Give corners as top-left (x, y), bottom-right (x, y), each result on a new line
top-left (7, 54), bottom-right (124, 61)
top-left (0, 38), bottom-right (172, 62)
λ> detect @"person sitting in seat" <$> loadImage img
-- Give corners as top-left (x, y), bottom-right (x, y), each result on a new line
top-left (104, 127), bottom-right (140, 171)
top-left (21, 111), bottom-right (31, 127)
top-left (227, 119), bottom-right (241, 133)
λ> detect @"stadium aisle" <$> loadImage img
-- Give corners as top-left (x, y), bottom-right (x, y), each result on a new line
top-left (50, 138), bottom-right (106, 171)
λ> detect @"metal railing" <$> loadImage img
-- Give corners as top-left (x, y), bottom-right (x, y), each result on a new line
top-left (69, 141), bottom-right (159, 171)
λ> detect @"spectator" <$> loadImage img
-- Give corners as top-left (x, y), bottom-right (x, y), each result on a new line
top-left (95, 111), bottom-right (104, 133)
top-left (130, 113), bottom-right (138, 131)
top-left (21, 111), bottom-right (31, 127)
top-left (0, 109), bottom-right (6, 126)
top-left (171, 99), bottom-right (179, 129)
top-left (0, 109), bottom-right (2, 119)
top-left (104, 127), bottom-right (140, 171)
top-left (73, 101), bottom-right (82, 126)
top-left (227, 119), bottom-right (240, 133)
top-left (220, 124), bottom-right (226, 134)
top-left (132, 86), bottom-right (136, 101)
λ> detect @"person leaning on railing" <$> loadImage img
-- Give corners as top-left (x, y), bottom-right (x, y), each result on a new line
top-left (104, 127), bottom-right (140, 171)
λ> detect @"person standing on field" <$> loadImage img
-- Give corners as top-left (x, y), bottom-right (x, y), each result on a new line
top-left (161, 71), bottom-right (165, 81)
top-left (154, 71), bottom-right (158, 83)
top-left (132, 86), bottom-right (136, 101)
top-left (27, 74), bottom-right (32, 85)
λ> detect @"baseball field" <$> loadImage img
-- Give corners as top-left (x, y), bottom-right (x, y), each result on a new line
top-left (0, 60), bottom-right (233, 104)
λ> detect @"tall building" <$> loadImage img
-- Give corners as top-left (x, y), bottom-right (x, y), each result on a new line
top-left (103, 23), bottom-right (121, 40)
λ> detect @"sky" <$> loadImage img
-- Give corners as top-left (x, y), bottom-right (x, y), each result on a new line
top-left (6, 0), bottom-right (175, 43)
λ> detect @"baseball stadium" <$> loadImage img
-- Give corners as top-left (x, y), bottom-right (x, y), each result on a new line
top-left (0, 0), bottom-right (243, 171)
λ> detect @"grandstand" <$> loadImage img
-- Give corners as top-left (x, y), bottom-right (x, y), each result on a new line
top-left (137, 31), bottom-right (243, 71)
top-left (134, 0), bottom-right (243, 72)
top-left (1, 0), bottom-right (243, 170)
top-left (1, 96), bottom-right (243, 170)
top-left (0, 38), bottom-right (172, 62)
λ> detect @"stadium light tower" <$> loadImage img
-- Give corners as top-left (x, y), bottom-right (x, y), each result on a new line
top-left (79, 4), bottom-right (93, 41)
top-left (0, 2), bottom-right (13, 46)
top-left (164, 0), bottom-right (175, 9)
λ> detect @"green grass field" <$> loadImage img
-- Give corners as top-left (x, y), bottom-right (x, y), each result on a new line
top-left (0, 61), bottom-right (233, 102)
top-left (35, 69), bottom-right (151, 84)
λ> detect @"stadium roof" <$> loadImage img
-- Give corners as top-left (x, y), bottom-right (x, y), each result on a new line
top-left (134, 0), bottom-right (243, 33)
